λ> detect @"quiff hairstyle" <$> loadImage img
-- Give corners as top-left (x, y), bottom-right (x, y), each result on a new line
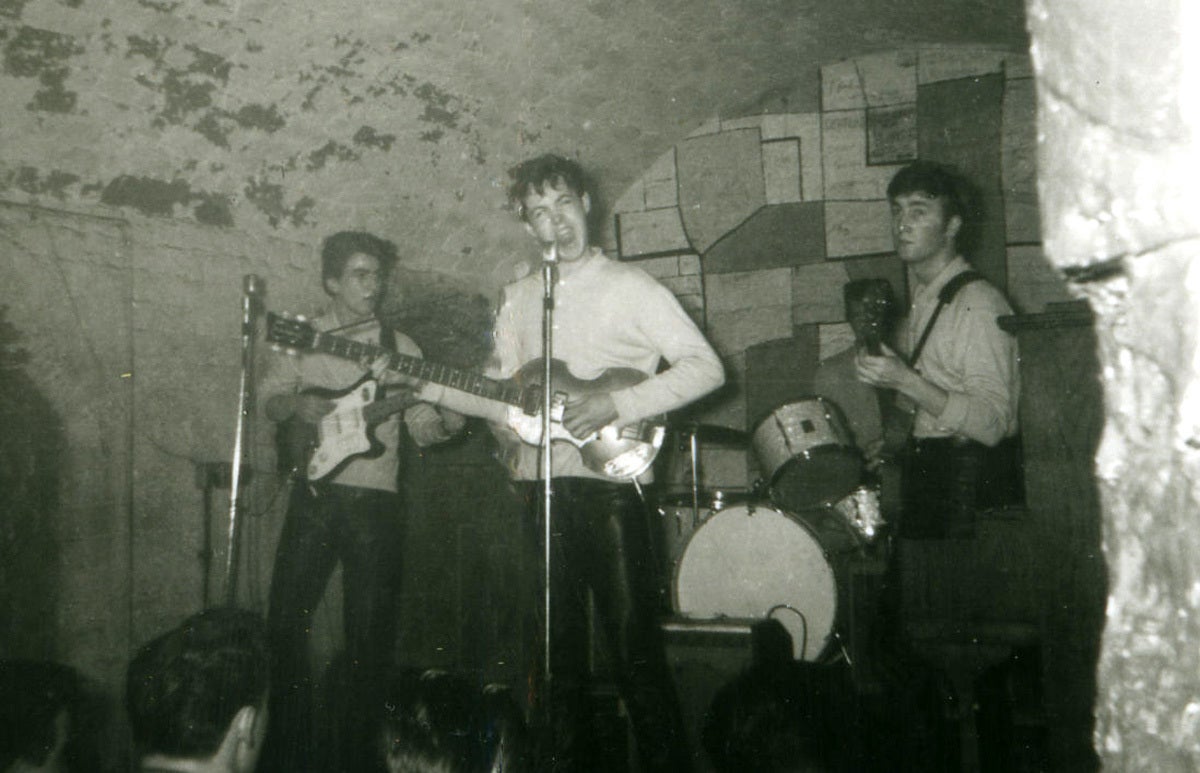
top-left (506, 154), bottom-right (593, 223)
top-left (320, 230), bottom-right (398, 292)
top-left (886, 160), bottom-right (983, 258)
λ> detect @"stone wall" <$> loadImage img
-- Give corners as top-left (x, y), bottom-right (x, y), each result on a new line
top-left (1029, 0), bottom-right (1200, 767)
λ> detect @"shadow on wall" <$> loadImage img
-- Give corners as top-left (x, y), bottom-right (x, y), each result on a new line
top-left (0, 305), bottom-right (66, 660)
top-left (382, 268), bottom-right (496, 370)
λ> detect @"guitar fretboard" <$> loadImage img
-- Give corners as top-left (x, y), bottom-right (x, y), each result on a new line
top-left (312, 332), bottom-right (522, 407)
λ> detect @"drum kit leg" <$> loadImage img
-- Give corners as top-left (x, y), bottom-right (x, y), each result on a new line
top-left (661, 400), bottom-right (891, 664)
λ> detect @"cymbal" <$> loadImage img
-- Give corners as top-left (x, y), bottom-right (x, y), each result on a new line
top-left (673, 422), bottom-right (749, 446)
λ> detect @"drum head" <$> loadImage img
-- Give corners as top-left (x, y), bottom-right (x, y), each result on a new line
top-left (673, 503), bottom-right (838, 661)
top-left (769, 446), bottom-right (863, 511)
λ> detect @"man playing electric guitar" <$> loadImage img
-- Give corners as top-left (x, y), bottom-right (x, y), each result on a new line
top-left (257, 230), bottom-right (463, 773)
top-left (423, 155), bottom-right (724, 773)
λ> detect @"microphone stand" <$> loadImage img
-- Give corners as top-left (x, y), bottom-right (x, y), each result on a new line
top-left (689, 425), bottom-right (701, 534)
top-left (224, 274), bottom-right (263, 606)
top-left (540, 244), bottom-right (557, 691)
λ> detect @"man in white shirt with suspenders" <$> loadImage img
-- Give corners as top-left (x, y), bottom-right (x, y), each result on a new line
top-left (856, 160), bottom-right (1021, 539)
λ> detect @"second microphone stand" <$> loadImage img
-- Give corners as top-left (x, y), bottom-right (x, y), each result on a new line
top-left (224, 273), bottom-right (263, 606)
top-left (540, 246), bottom-right (557, 689)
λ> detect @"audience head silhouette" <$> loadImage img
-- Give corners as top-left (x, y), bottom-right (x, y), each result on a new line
top-left (125, 607), bottom-right (269, 773)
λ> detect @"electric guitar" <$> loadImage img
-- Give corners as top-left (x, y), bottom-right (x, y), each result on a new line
top-left (275, 376), bottom-right (419, 482)
top-left (266, 312), bottom-right (667, 481)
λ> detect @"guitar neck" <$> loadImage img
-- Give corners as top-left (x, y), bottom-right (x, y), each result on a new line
top-left (310, 331), bottom-right (522, 407)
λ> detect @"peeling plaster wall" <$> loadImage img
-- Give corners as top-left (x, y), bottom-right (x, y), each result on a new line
top-left (0, 0), bottom-right (520, 279)
top-left (1029, 0), bottom-right (1200, 767)
top-left (0, 0), bottom-right (1027, 279)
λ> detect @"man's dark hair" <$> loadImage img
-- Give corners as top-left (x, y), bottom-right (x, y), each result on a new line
top-left (0, 660), bottom-right (82, 770)
top-left (126, 607), bottom-right (269, 760)
top-left (320, 230), bottom-right (398, 288)
top-left (506, 154), bottom-right (592, 222)
top-left (886, 160), bottom-right (983, 257)
top-left (377, 669), bottom-right (529, 773)
top-left (702, 667), bottom-right (838, 773)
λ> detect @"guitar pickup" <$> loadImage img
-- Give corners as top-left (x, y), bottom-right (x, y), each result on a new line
top-left (548, 392), bottom-right (567, 422)
top-left (519, 386), bottom-right (567, 423)
top-left (521, 386), bottom-right (542, 416)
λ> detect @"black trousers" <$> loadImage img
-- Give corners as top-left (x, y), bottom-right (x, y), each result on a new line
top-left (518, 478), bottom-right (693, 773)
top-left (899, 435), bottom-right (1024, 539)
top-left (262, 483), bottom-right (407, 773)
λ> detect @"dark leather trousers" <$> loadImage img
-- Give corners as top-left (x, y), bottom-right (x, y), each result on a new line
top-left (262, 483), bottom-right (406, 773)
top-left (519, 478), bottom-right (693, 773)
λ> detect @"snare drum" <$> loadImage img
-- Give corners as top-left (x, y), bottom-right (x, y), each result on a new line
top-left (672, 501), bottom-right (856, 661)
top-left (752, 397), bottom-right (864, 511)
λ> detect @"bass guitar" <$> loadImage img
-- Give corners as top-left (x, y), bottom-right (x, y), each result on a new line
top-left (266, 312), bottom-right (666, 481)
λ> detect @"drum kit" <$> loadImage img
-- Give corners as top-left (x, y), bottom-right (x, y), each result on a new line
top-left (661, 396), bottom-right (889, 662)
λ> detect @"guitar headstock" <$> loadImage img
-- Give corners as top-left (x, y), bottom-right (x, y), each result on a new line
top-left (848, 279), bottom-right (896, 356)
top-left (266, 311), bottom-right (317, 355)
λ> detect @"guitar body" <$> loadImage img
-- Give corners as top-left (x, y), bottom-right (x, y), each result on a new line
top-left (275, 376), bottom-right (406, 482)
top-left (506, 359), bottom-right (666, 479)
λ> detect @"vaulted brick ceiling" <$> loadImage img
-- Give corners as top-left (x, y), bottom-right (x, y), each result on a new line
top-left (0, 0), bottom-right (1028, 282)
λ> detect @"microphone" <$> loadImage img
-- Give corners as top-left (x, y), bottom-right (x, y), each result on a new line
top-left (242, 274), bottom-right (264, 334)
top-left (541, 243), bottom-right (558, 308)
top-left (243, 273), bottom-right (264, 298)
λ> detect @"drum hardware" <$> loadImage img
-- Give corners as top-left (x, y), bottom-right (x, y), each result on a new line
top-left (777, 603), bottom-right (854, 667)
top-left (833, 485), bottom-right (886, 541)
top-left (827, 629), bottom-right (853, 667)
top-left (660, 421), bottom-right (752, 557)
top-left (675, 421), bottom-right (750, 447)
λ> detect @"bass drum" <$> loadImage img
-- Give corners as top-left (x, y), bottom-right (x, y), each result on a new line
top-left (656, 489), bottom-right (751, 565)
top-left (672, 501), bottom-right (857, 662)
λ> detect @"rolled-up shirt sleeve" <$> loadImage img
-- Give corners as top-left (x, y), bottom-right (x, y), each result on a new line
top-left (608, 280), bottom-right (725, 424)
top-left (404, 402), bottom-right (456, 446)
top-left (928, 289), bottom-right (1019, 446)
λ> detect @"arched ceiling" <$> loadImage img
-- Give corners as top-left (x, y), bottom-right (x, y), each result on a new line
top-left (0, 0), bottom-right (1028, 287)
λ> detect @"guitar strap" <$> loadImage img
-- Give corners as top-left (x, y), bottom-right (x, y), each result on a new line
top-left (876, 270), bottom-right (983, 458)
top-left (907, 269), bottom-right (982, 369)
